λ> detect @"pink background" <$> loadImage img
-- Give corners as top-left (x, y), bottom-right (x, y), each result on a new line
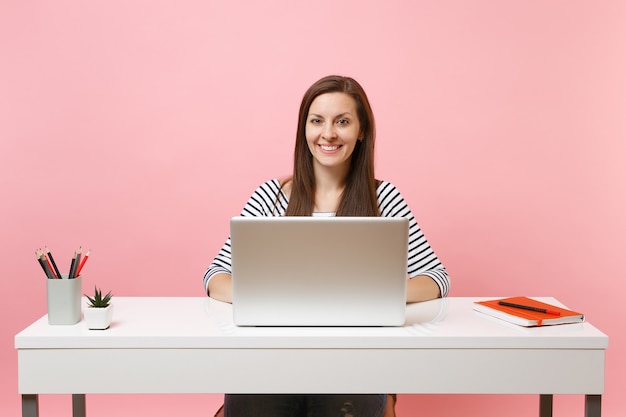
top-left (1, 1), bottom-right (624, 416)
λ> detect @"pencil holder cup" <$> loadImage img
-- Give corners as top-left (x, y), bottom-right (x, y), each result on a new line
top-left (46, 275), bottom-right (82, 325)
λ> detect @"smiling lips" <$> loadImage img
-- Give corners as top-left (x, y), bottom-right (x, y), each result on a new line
top-left (319, 144), bottom-right (341, 152)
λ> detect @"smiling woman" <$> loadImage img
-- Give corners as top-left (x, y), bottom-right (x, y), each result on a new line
top-left (203, 75), bottom-right (450, 417)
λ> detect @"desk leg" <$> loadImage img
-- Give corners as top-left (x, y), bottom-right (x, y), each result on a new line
top-left (539, 394), bottom-right (553, 417)
top-left (585, 395), bottom-right (601, 417)
top-left (72, 394), bottom-right (86, 417)
top-left (22, 394), bottom-right (39, 417)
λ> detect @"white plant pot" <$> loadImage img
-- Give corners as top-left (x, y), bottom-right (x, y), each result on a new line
top-left (84, 304), bottom-right (113, 330)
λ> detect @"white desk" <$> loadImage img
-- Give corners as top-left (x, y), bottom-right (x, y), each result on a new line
top-left (15, 297), bottom-right (608, 417)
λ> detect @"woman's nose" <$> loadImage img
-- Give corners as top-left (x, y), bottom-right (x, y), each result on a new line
top-left (322, 124), bottom-right (337, 140)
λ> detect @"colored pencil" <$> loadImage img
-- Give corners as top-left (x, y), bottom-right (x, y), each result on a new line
top-left (68, 252), bottom-right (77, 279)
top-left (75, 249), bottom-right (90, 276)
top-left (36, 250), bottom-right (54, 279)
top-left (44, 247), bottom-right (61, 279)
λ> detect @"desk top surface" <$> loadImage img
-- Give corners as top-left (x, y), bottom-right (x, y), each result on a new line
top-left (15, 297), bottom-right (608, 350)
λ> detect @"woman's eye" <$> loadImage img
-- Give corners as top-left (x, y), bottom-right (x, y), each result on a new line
top-left (309, 118), bottom-right (322, 124)
top-left (337, 119), bottom-right (349, 125)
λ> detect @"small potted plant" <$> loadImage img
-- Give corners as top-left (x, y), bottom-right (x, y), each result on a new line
top-left (84, 286), bottom-right (113, 330)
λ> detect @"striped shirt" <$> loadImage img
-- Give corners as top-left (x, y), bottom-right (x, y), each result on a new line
top-left (203, 179), bottom-right (450, 297)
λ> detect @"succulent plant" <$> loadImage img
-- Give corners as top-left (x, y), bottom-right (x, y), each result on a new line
top-left (85, 286), bottom-right (113, 308)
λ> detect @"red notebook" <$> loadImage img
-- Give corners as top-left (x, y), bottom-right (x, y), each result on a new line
top-left (473, 296), bottom-right (585, 327)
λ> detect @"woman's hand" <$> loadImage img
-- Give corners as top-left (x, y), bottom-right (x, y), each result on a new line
top-left (406, 275), bottom-right (441, 303)
top-left (207, 273), bottom-right (233, 303)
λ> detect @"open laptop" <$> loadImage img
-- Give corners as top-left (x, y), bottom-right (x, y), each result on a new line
top-left (230, 216), bottom-right (409, 326)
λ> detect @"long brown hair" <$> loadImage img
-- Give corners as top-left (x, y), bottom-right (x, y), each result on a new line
top-left (284, 75), bottom-right (379, 217)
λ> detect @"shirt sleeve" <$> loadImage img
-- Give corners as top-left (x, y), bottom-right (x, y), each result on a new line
top-left (203, 180), bottom-right (286, 294)
top-left (377, 181), bottom-right (450, 297)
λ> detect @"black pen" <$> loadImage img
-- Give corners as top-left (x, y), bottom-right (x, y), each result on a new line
top-left (498, 301), bottom-right (561, 316)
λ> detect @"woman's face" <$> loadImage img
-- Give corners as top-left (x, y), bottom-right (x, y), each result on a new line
top-left (305, 92), bottom-right (361, 174)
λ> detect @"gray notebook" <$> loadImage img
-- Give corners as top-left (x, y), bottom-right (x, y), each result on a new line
top-left (230, 216), bottom-right (408, 326)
